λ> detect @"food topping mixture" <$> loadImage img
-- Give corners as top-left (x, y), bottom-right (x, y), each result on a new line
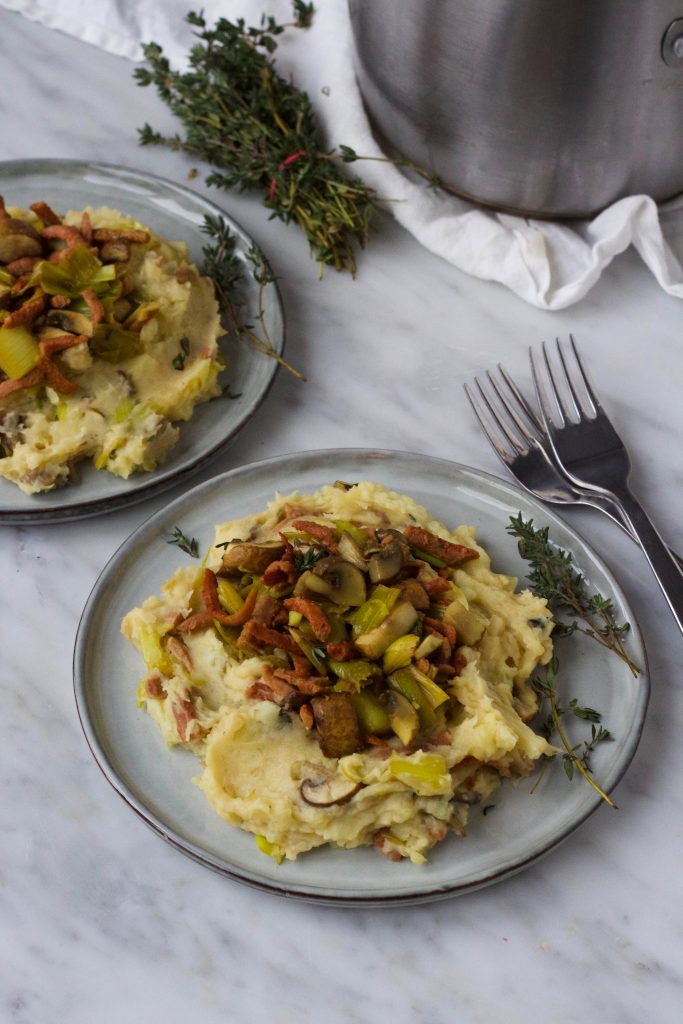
top-left (122, 482), bottom-right (556, 864)
top-left (0, 197), bottom-right (224, 494)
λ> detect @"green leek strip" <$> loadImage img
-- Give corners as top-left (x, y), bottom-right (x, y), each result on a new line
top-left (389, 753), bottom-right (447, 784)
top-left (138, 625), bottom-right (172, 675)
top-left (334, 519), bottom-right (367, 545)
top-left (348, 584), bottom-right (399, 638)
top-left (217, 578), bottom-right (245, 614)
top-left (350, 691), bottom-right (391, 736)
top-left (327, 658), bottom-right (379, 689)
top-left (289, 628), bottom-right (327, 673)
top-left (213, 620), bottom-right (243, 660)
top-left (0, 325), bottom-right (40, 380)
top-left (413, 633), bottom-right (444, 661)
top-left (410, 546), bottom-right (447, 569)
top-left (112, 397), bottom-right (136, 424)
top-left (288, 610), bottom-right (303, 627)
top-left (90, 324), bottom-right (143, 363)
top-left (39, 245), bottom-right (115, 297)
top-left (387, 668), bottom-right (437, 733)
top-left (382, 634), bottom-right (420, 674)
top-left (408, 665), bottom-right (450, 708)
top-left (255, 834), bottom-right (284, 864)
top-left (0, 268), bottom-right (14, 286)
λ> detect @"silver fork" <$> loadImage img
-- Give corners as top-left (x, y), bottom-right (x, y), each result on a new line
top-left (531, 336), bottom-right (683, 634)
top-left (464, 366), bottom-right (683, 569)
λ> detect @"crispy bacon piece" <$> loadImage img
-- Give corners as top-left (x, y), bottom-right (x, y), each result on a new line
top-left (82, 288), bottom-right (104, 326)
top-left (145, 674), bottom-right (166, 699)
top-left (50, 294), bottom-right (71, 309)
top-left (299, 704), bottom-right (314, 730)
top-left (172, 696), bottom-right (197, 741)
top-left (80, 211), bottom-right (93, 244)
top-left (165, 636), bottom-right (193, 674)
top-left (30, 201), bottom-right (62, 226)
top-left (452, 651), bottom-right (467, 676)
top-left (4, 256), bottom-right (41, 277)
top-left (423, 617), bottom-right (457, 648)
top-left (282, 597), bottom-right (331, 642)
top-left (325, 641), bottom-right (358, 661)
top-left (373, 829), bottom-right (403, 862)
top-left (201, 569), bottom-right (258, 626)
top-left (237, 620), bottom-right (300, 654)
top-left (262, 549), bottom-right (297, 588)
top-left (0, 196), bottom-right (8, 219)
top-left (0, 367), bottom-right (44, 399)
top-left (245, 681), bottom-right (278, 703)
top-left (38, 353), bottom-right (77, 395)
top-left (4, 292), bottom-right (46, 330)
top-left (39, 333), bottom-right (87, 357)
top-left (291, 519), bottom-right (338, 552)
top-left (423, 577), bottom-right (452, 597)
top-left (366, 735), bottom-right (390, 748)
top-left (93, 227), bottom-right (150, 244)
top-left (259, 664), bottom-right (296, 698)
top-left (42, 224), bottom-right (89, 263)
top-left (176, 611), bottom-right (215, 634)
top-left (403, 525), bottom-right (479, 567)
top-left (251, 593), bottom-right (279, 627)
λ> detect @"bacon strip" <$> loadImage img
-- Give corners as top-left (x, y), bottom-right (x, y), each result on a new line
top-left (4, 292), bottom-right (46, 330)
top-left (423, 617), bottom-right (457, 649)
top-left (325, 641), bottom-right (358, 661)
top-left (82, 288), bottom-right (104, 326)
top-left (423, 577), bottom-right (452, 597)
top-left (39, 333), bottom-right (87, 357)
top-left (237, 620), bottom-right (300, 654)
top-left (30, 201), bottom-right (62, 226)
top-left (80, 211), bottom-right (93, 243)
top-left (201, 569), bottom-right (258, 625)
top-left (172, 696), bottom-right (197, 741)
top-left (404, 525), bottom-right (479, 567)
top-left (93, 228), bottom-right (150, 244)
top-left (0, 367), bottom-right (44, 399)
top-left (283, 597), bottom-right (331, 642)
top-left (4, 256), bottom-right (41, 277)
top-left (38, 353), bottom-right (77, 394)
top-left (291, 519), bottom-right (338, 552)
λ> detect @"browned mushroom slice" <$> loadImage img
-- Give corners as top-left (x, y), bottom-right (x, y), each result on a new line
top-left (295, 556), bottom-right (366, 606)
top-left (299, 764), bottom-right (362, 807)
top-left (367, 539), bottom-right (405, 583)
top-left (220, 541), bottom-right (285, 574)
top-left (0, 219), bottom-right (43, 263)
top-left (310, 693), bottom-right (362, 759)
top-left (45, 309), bottom-right (94, 338)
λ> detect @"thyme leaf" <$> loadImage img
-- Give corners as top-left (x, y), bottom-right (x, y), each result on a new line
top-left (135, 4), bottom-right (377, 276)
top-left (201, 214), bottom-right (305, 381)
top-left (507, 513), bottom-right (639, 675)
top-left (165, 525), bottom-right (200, 558)
top-left (532, 655), bottom-right (617, 808)
top-left (293, 545), bottom-right (328, 573)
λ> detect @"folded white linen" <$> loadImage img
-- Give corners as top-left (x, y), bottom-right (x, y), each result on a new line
top-left (3, 0), bottom-right (683, 309)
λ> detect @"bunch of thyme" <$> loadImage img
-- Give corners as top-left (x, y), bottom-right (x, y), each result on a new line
top-left (135, 4), bottom-right (377, 275)
top-left (201, 214), bottom-right (304, 380)
top-left (507, 513), bottom-right (639, 676)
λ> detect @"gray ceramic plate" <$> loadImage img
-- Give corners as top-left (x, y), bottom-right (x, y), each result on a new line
top-left (0, 159), bottom-right (284, 524)
top-left (74, 449), bottom-right (649, 906)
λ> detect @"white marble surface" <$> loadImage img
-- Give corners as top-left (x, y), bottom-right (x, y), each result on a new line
top-left (1, 9), bottom-right (682, 1024)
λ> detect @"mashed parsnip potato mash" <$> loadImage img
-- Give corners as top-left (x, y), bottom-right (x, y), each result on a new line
top-left (0, 197), bottom-right (223, 494)
top-left (122, 482), bottom-right (556, 864)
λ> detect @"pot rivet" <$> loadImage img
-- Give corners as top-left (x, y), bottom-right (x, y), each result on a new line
top-left (662, 18), bottom-right (683, 66)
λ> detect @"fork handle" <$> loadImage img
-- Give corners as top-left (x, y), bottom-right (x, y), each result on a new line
top-left (609, 487), bottom-right (683, 635)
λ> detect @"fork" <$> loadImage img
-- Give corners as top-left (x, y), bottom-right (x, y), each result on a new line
top-left (464, 366), bottom-right (683, 570)
top-left (530, 336), bottom-right (683, 634)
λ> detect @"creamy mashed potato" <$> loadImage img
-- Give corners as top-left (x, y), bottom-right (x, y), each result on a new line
top-left (122, 482), bottom-right (555, 864)
top-left (0, 205), bottom-right (223, 494)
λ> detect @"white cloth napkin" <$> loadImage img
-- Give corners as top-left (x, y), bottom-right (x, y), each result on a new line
top-left (5, 0), bottom-right (683, 310)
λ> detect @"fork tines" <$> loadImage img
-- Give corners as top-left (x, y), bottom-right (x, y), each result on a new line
top-left (465, 365), bottom-right (543, 466)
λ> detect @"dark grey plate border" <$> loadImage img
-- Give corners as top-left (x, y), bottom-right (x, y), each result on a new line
top-left (73, 448), bottom-right (650, 906)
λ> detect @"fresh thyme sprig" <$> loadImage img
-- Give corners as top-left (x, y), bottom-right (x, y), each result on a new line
top-left (532, 655), bottom-right (617, 808)
top-left (200, 214), bottom-right (304, 381)
top-left (292, 545), bottom-right (328, 573)
top-left (135, 5), bottom-right (377, 276)
top-left (165, 525), bottom-right (200, 558)
top-left (507, 514), bottom-right (639, 676)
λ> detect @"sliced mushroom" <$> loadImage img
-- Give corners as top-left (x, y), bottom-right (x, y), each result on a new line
top-left (220, 541), bottom-right (285, 574)
top-left (300, 765), bottom-right (362, 807)
top-left (387, 691), bottom-right (420, 746)
top-left (367, 539), bottom-right (405, 583)
top-left (0, 219), bottom-right (43, 263)
top-left (354, 600), bottom-right (419, 659)
top-left (310, 693), bottom-right (362, 758)
top-left (297, 556), bottom-right (366, 607)
top-left (337, 530), bottom-right (367, 571)
top-left (45, 309), bottom-right (94, 338)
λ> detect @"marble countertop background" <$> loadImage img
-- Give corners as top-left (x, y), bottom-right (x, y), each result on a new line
top-left (1, 9), bottom-right (682, 1024)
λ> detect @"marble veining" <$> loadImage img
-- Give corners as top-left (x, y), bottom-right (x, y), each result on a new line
top-left (0, 8), bottom-right (682, 1024)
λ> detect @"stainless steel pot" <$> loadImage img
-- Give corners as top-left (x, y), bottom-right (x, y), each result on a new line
top-left (348, 0), bottom-right (683, 217)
